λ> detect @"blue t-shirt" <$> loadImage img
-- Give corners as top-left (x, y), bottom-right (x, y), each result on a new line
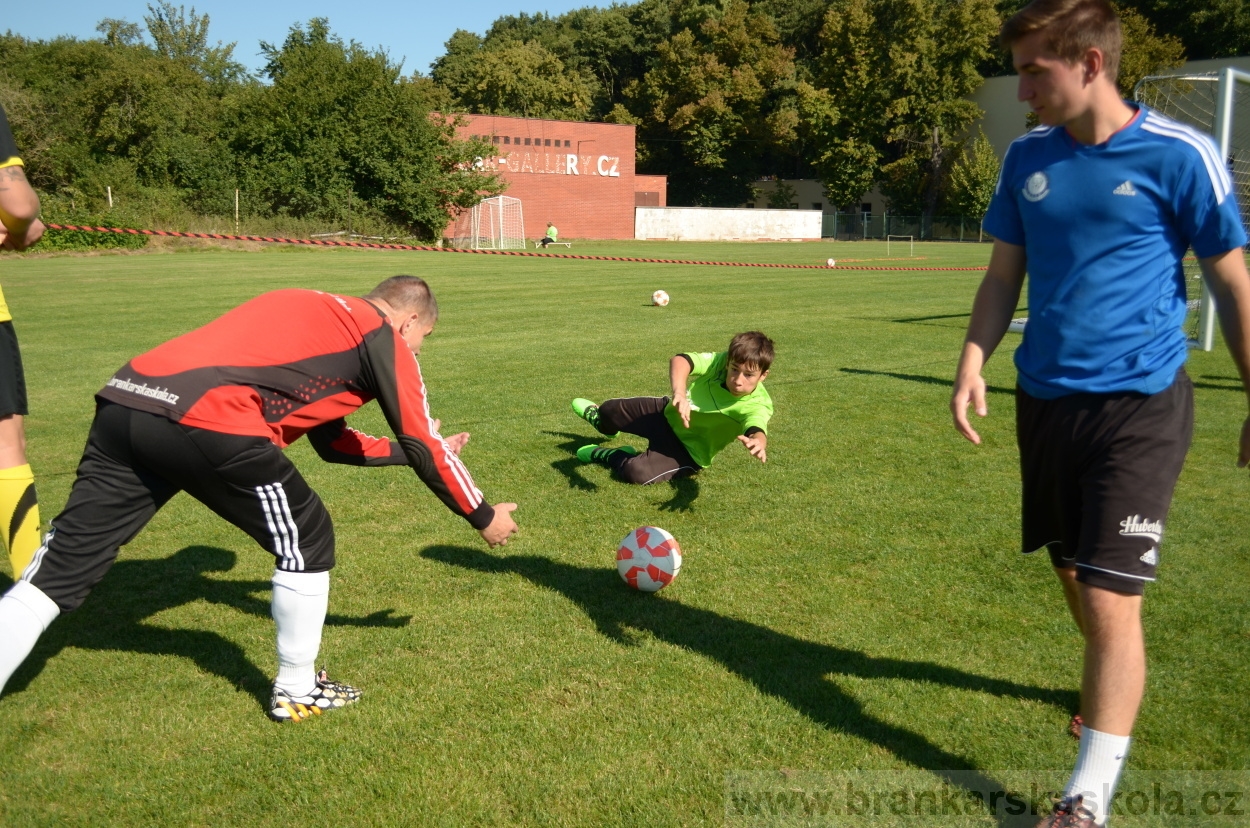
top-left (984, 104), bottom-right (1247, 398)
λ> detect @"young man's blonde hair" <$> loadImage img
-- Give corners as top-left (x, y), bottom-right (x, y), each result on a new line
top-left (366, 275), bottom-right (439, 321)
top-left (728, 331), bottom-right (775, 372)
top-left (1001, 0), bottom-right (1122, 82)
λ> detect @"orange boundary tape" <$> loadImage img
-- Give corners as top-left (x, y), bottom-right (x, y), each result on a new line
top-left (44, 224), bottom-right (989, 272)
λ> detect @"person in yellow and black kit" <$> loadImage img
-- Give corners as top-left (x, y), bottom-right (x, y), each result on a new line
top-left (0, 103), bottom-right (46, 578)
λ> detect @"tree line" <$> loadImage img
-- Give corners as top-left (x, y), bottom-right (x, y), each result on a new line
top-left (0, 5), bottom-right (501, 240)
top-left (0, 0), bottom-right (1234, 238)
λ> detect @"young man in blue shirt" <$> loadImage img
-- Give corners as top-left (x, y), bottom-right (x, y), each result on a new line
top-left (950, 1), bottom-right (1250, 825)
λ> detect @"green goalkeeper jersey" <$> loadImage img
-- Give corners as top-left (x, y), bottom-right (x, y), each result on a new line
top-left (664, 350), bottom-right (773, 467)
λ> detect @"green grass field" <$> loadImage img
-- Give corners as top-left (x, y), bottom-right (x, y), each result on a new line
top-left (0, 240), bottom-right (1245, 827)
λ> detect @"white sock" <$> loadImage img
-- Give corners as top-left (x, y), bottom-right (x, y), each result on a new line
top-left (1065, 726), bottom-right (1131, 825)
top-left (271, 569), bottom-right (329, 698)
top-left (0, 581), bottom-right (60, 694)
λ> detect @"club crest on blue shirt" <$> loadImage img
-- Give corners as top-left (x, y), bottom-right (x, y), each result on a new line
top-left (1022, 171), bottom-right (1050, 202)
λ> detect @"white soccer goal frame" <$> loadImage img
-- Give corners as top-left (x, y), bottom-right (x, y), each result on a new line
top-left (450, 195), bottom-right (525, 250)
top-left (1135, 67), bottom-right (1250, 351)
top-left (886, 234), bottom-right (914, 257)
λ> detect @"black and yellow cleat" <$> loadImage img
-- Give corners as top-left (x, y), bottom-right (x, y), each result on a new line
top-left (269, 668), bottom-right (361, 722)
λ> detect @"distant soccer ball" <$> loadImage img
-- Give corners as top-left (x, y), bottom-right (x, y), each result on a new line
top-left (617, 526), bottom-right (682, 592)
top-left (826, 258), bottom-right (836, 268)
top-left (652, 290), bottom-right (670, 307)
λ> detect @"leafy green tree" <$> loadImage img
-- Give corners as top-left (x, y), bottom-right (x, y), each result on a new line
top-left (801, 0), bottom-right (998, 223)
top-left (624, 0), bottom-right (799, 205)
top-left (235, 19), bottom-right (502, 238)
top-left (143, 1), bottom-right (247, 85)
top-left (430, 30), bottom-right (486, 102)
top-left (1116, 5), bottom-right (1185, 96)
top-left (753, 0), bottom-right (836, 68)
top-left (1114, 0), bottom-right (1248, 62)
top-left (436, 39), bottom-right (594, 120)
top-left (945, 128), bottom-right (999, 221)
top-left (766, 180), bottom-right (798, 208)
top-left (796, 0), bottom-right (880, 208)
top-left (0, 29), bottom-right (238, 211)
top-left (95, 19), bottom-right (143, 47)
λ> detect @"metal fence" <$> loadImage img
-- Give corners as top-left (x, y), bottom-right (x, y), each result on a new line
top-left (820, 212), bottom-right (989, 242)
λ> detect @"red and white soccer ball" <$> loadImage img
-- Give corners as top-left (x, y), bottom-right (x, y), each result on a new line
top-left (652, 290), bottom-right (670, 306)
top-left (617, 526), bottom-right (682, 592)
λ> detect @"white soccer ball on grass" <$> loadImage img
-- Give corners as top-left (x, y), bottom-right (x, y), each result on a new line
top-left (652, 290), bottom-right (670, 306)
top-left (617, 526), bottom-right (682, 592)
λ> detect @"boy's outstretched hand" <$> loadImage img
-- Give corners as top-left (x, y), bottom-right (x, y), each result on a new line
top-left (673, 396), bottom-right (693, 429)
top-left (738, 432), bottom-right (767, 463)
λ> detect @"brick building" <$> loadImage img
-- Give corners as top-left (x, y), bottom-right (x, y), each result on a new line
top-left (451, 114), bottom-right (666, 241)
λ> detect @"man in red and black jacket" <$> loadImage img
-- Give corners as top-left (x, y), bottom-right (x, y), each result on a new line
top-left (0, 275), bottom-right (518, 721)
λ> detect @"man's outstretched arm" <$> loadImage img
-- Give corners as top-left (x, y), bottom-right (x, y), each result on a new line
top-left (951, 240), bottom-right (1028, 445)
top-left (1200, 247), bottom-right (1250, 467)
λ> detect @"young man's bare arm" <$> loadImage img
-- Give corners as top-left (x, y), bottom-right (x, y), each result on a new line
top-left (669, 355), bottom-right (693, 428)
top-left (951, 240), bottom-right (1028, 444)
top-left (0, 165), bottom-right (43, 252)
top-left (1199, 247), bottom-right (1250, 467)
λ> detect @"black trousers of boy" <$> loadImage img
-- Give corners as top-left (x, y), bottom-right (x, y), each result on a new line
top-left (596, 396), bottom-right (700, 484)
top-left (22, 401), bottom-right (334, 613)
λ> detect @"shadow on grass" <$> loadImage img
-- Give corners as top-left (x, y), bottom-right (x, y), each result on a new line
top-left (547, 430), bottom-right (703, 509)
top-left (423, 545), bottom-right (1075, 828)
top-left (890, 308), bottom-right (1025, 325)
top-left (840, 367), bottom-right (1016, 396)
top-left (546, 429), bottom-right (601, 491)
top-left (2, 545), bottom-right (410, 710)
top-left (657, 475), bottom-right (699, 512)
top-left (1192, 377), bottom-right (1244, 392)
top-left (892, 311), bottom-right (974, 324)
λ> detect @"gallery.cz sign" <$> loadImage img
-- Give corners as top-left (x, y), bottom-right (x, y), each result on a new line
top-left (479, 152), bottom-right (622, 178)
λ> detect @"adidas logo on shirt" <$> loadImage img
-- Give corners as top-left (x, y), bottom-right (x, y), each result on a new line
top-left (1113, 180), bottom-right (1138, 196)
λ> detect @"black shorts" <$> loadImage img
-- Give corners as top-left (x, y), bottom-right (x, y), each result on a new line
top-left (595, 396), bottom-right (700, 484)
top-left (22, 402), bottom-right (335, 612)
top-left (0, 321), bottom-right (28, 418)
top-left (1016, 370), bottom-right (1193, 595)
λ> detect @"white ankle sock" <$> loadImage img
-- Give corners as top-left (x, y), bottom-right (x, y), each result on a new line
top-left (1065, 725), bottom-right (1131, 825)
top-left (271, 570), bottom-right (329, 697)
top-left (0, 581), bottom-right (60, 693)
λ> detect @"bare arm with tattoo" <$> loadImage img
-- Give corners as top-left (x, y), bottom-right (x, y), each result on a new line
top-left (0, 164), bottom-right (43, 252)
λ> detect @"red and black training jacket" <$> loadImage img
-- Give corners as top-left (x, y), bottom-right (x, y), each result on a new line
top-left (96, 289), bottom-right (494, 529)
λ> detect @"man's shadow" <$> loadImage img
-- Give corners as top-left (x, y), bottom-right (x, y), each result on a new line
top-left (546, 430), bottom-right (702, 510)
top-left (3, 546), bottom-right (410, 710)
top-left (423, 546), bottom-right (1076, 827)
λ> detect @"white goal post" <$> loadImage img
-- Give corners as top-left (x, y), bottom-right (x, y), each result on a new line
top-left (1135, 67), bottom-right (1250, 351)
top-left (886, 234), bottom-right (914, 257)
top-left (449, 195), bottom-right (526, 250)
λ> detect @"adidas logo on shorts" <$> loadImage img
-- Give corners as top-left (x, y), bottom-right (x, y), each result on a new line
top-left (1140, 546), bottom-right (1159, 565)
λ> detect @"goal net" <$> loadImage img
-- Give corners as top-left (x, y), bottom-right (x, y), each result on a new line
top-left (1135, 68), bottom-right (1250, 350)
top-left (449, 195), bottom-right (525, 250)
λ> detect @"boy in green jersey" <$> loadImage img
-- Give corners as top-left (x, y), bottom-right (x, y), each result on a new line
top-left (571, 331), bottom-right (774, 484)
